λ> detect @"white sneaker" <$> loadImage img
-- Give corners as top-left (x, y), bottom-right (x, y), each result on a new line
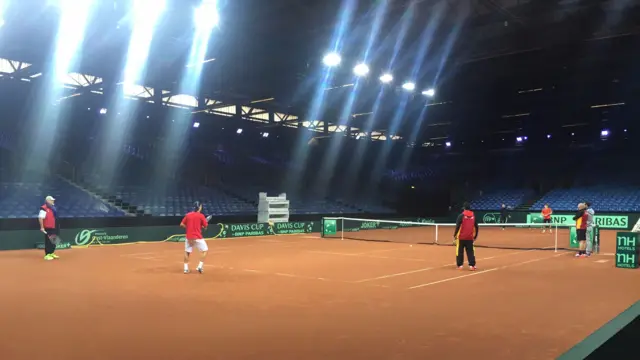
top-left (197, 267), bottom-right (203, 274)
top-left (184, 269), bottom-right (190, 274)
top-left (542, 230), bottom-right (546, 233)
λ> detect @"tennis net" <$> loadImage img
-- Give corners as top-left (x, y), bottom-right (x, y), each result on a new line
top-left (321, 217), bottom-right (580, 252)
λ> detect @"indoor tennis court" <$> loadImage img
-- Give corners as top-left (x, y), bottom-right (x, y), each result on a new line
top-left (0, 230), bottom-right (636, 360)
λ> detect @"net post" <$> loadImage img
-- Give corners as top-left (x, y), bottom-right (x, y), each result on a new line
top-left (554, 223), bottom-right (558, 253)
top-left (341, 217), bottom-right (344, 241)
top-left (435, 224), bottom-right (439, 244)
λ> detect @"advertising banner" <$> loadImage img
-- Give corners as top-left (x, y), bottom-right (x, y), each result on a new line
top-left (615, 232), bottom-right (639, 269)
top-left (321, 218), bottom-right (435, 236)
top-left (219, 221), bottom-right (318, 238)
top-left (528, 213), bottom-right (631, 230)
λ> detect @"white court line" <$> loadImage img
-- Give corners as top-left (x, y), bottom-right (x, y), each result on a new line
top-left (408, 252), bottom-right (569, 290)
top-left (354, 267), bottom-right (435, 282)
top-left (135, 256), bottom-right (165, 261)
top-left (408, 269), bottom-right (499, 289)
top-left (120, 252), bottom-right (158, 257)
top-left (353, 250), bottom-right (530, 283)
top-left (354, 246), bottom-right (412, 255)
top-left (308, 251), bottom-right (427, 262)
top-left (192, 263), bottom-right (391, 287)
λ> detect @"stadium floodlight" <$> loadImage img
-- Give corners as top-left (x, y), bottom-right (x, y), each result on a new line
top-left (600, 129), bottom-right (609, 137)
top-left (194, 0), bottom-right (220, 31)
top-left (193, 122), bottom-right (200, 128)
top-left (421, 88), bottom-right (435, 97)
top-left (445, 141), bottom-right (451, 147)
top-left (523, 136), bottom-right (528, 140)
top-left (547, 134), bottom-right (551, 139)
top-left (516, 137), bottom-right (523, 142)
top-left (262, 132), bottom-right (269, 138)
top-left (353, 63), bottom-right (370, 77)
top-left (402, 82), bottom-right (416, 91)
top-left (322, 52), bottom-right (341, 67)
top-left (99, 108), bottom-right (107, 114)
top-left (236, 128), bottom-right (243, 134)
top-left (624, 129), bottom-right (628, 132)
top-left (379, 73), bottom-right (393, 83)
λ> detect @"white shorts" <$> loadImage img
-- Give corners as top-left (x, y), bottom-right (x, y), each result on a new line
top-left (184, 239), bottom-right (208, 253)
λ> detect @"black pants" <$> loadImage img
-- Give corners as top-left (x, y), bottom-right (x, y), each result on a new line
top-left (456, 239), bottom-right (476, 267)
top-left (43, 228), bottom-right (57, 255)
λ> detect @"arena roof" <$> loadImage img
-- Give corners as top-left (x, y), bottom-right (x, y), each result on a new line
top-left (0, 0), bottom-right (638, 150)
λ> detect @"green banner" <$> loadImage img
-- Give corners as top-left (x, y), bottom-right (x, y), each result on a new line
top-left (568, 227), bottom-right (600, 250)
top-left (569, 227), bottom-right (578, 248)
top-left (322, 218), bottom-right (435, 236)
top-left (323, 219), bottom-right (337, 236)
top-left (615, 232), bottom-right (639, 269)
top-left (168, 221), bottom-right (320, 241)
top-left (473, 211), bottom-right (527, 224)
top-left (528, 213), bottom-right (630, 229)
top-left (1, 221), bottom-right (319, 251)
top-left (220, 221), bottom-right (317, 238)
top-left (61, 226), bottom-right (178, 247)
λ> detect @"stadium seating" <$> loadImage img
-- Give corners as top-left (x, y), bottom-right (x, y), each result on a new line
top-left (108, 185), bottom-right (256, 217)
top-left (221, 184), bottom-right (359, 215)
top-left (531, 186), bottom-right (640, 212)
top-left (470, 189), bottom-right (534, 210)
top-left (0, 179), bottom-right (125, 219)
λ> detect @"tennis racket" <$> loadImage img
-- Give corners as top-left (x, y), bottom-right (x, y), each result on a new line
top-left (44, 232), bottom-right (63, 245)
top-left (205, 215), bottom-right (213, 223)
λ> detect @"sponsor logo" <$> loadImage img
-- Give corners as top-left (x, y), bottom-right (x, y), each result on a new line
top-left (360, 221), bottom-right (379, 230)
top-left (227, 223), bottom-right (266, 237)
top-left (482, 213), bottom-right (500, 224)
top-left (323, 220), bottom-right (337, 236)
top-left (596, 216), bottom-right (628, 229)
top-left (616, 233), bottom-right (638, 269)
top-left (274, 222), bottom-right (313, 234)
top-left (74, 229), bottom-right (129, 246)
top-left (229, 223), bottom-right (265, 232)
top-left (36, 242), bottom-right (72, 250)
top-left (528, 213), bottom-right (629, 229)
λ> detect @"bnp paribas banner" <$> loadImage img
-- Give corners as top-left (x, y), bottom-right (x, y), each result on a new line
top-left (527, 213), bottom-right (632, 230)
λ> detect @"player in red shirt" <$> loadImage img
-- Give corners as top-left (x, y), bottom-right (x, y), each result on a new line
top-left (180, 201), bottom-right (209, 274)
top-left (541, 204), bottom-right (553, 233)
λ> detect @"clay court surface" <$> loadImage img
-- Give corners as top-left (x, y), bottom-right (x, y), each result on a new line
top-left (1, 228), bottom-right (638, 360)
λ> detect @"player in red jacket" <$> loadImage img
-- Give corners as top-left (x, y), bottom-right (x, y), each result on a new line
top-left (453, 202), bottom-right (479, 271)
top-left (180, 201), bottom-right (209, 274)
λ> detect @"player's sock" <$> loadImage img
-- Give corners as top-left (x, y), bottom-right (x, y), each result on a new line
top-left (184, 263), bottom-right (189, 271)
top-left (197, 261), bottom-right (204, 269)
